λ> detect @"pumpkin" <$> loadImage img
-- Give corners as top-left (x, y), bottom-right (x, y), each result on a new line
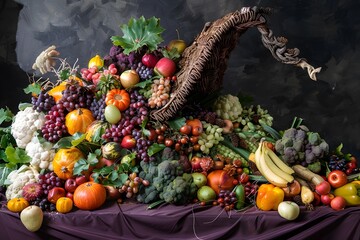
top-left (56, 197), bottom-right (73, 213)
top-left (53, 147), bottom-right (85, 180)
top-left (207, 170), bottom-right (235, 195)
top-left (85, 120), bottom-right (110, 144)
top-left (105, 89), bottom-right (130, 111)
top-left (102, 142), bottom-right (123, 160)
top-left (7, 197), bottom-right (30, 213)
top-left (65, 108), bottom-right (95, 135)
top-left (47, 82), bottom-right (67, 103)
top-left (73, 182), bottom-right (106, 210)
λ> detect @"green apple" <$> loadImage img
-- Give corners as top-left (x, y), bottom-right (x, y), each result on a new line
top-left (192, 172), bottom-right (207, 188)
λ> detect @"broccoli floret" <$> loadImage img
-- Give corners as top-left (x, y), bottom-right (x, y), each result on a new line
top-left (282, 138), bottom-right (294, 148)
top-left (157, 160), bottom-right (184, 179)
top-left (283, 147), bottom-right (296, 164)
top-left (305, 149), bottom-right (315, 163)
top-left (283, 128), bottom-right (297, 138)
top-left (161, 147), bottom-right (179, 161)
top-left (160, 173), bottom-right (198, 205)
top-left (319, 141), bottom-right (329, 154)
top-left (293, 140), bottom-right (304, 152)
top-left (295, 129), bottom-right (306, 141)
top-left (137, 185), bottom-right (159, 204)
top-left (311, 145), bottom-right (322, 157)
top-left (307, 161), bottom-right (321, 173)
top-left (308, 132), bottom-right (321, 145)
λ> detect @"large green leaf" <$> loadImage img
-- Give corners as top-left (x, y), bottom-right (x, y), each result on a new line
top-left (111, 16), bottom-right (164, 54)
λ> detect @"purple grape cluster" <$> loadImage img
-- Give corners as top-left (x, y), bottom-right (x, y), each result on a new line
top-left (31, 198), bottom-right (56, 212)
top-left (31, 91), bottom-right (56, 113)
top-left (132, 128), bottom-right (155, 162)
top-left (90, 95), bottom-right (106, 120)
top-left (244, 182), bottom-right (259, 204)
top-left (41, 104), bottom-right (68, 143)
top-left (38, 171), bottom-right (64, 195)
top-left (216, 189), bottom-right (237, 211)
top-left (328, 155), bottom-right (347, 172)
top-left (135, 62), bottom-right (154, 80)
top-left (58, 84), bottom-right (94, 112)
top-left (32, 171), bottom-right (64, 211)
top-left (102, 90), bottom-right (150, 142)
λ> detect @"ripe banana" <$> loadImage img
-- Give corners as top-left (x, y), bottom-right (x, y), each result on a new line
top-left (254, 141), bottom-right (294, 188)
top-left (254, 139), bottom-right (264, 173)
top-left (264, 145), bottom-right (295, 175)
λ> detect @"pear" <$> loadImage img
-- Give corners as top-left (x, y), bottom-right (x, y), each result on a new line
top-left (20, 205), bottom-right (43, 232)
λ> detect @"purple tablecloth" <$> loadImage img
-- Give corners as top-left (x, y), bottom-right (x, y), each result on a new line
top-left (1, 196), bottom-right (360, 240)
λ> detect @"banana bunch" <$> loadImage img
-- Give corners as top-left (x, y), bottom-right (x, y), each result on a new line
top-left (255, 140), bottom-right (295, 188)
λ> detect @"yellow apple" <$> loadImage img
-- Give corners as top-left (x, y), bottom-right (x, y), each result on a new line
top-left (166, 39), bottom-right (187, 55)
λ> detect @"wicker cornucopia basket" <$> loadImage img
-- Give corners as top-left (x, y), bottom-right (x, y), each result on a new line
top-left (150, 6), bottom-right (321, 121)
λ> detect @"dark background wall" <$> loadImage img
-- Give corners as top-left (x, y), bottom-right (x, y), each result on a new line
top-left (1, 0), bottom-right (360, 159)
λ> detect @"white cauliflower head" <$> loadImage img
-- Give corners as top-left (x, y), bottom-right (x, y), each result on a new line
top-left (26, 136), bottom-right (55, 171)
top-left (11, 107), bottom-right (46, 148)
top-left (5, 165), bottom-right (39, 200)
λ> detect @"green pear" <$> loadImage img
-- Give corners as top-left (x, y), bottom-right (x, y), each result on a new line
top-left (20, 205), bottom-right (43, 232)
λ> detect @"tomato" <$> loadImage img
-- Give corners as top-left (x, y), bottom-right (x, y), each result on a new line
top-left (164, 138), bottom-right (174, 147)
top-left (179, 125), bottom-right (192, 135)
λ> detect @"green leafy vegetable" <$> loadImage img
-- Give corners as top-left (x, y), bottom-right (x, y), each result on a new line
top-left (0, 107), bottom-right (14, 125)
top-left (147, 143), bottom-right (166, 156)
top-left (73, 150), bottom-right (101, 176)
top-left (3, 146), bottom-right (31, 168)
top-left (23, 83), bottom-right (42, 96)
top-left (111, 16), bottom-right (165, 54)
top-left (167, 117), bottom-right (186, 131)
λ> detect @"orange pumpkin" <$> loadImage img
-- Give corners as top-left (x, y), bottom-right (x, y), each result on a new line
top-left (73, 182), bottom-right (106, 210)
top-left (65, 108), bottom-right (95, 135)
top-left (47, 82), bottom-right (67, 103)
top-left (207, 170), bottom-right (235, 195)
top-left (56, 197), bottom-right (73, 213)
top-left (7, 197), bottom-right (29, 213)
top-left (105, 89), bottom-right (130, 111)
top-left (53, 147), bottom-right (85, 180)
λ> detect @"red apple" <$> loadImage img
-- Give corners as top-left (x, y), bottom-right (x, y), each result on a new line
top-left (121, 135), bottom-right (136, 149)
top-left (191, 156), bottom-right (202, 171)
top-left (330, 196), bottom-right (346, 211)
top-left (327, 170), bottom-right (348, 188)
top-left (141, 53), bottom-right (159, 68)
top-left (321, 193), bottom-right (335, 205)
top-left (66, 192), bottom-right (74, 201)
top-left (64, 178), bottom-right (78, 193)
top-left (75, 175), bottom-right (88, 186)
top-left (315, 180), bottom-right (331, 195)
top-left (154, 57), bottom-right (176, 77)
top-left (47, 187), bottom-right (66, 204)
top-left (120, 70), bottom-right (140, 88)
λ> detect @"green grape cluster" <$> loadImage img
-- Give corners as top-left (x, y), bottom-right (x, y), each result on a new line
top-left (197, 121), bottom-right (224, 154)
top-left (215, 144), bottom-right (248, 167)
top-left (212, 94), bottom-right (243, 121)
top-left (238, 104), bottom-right (273, 131)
